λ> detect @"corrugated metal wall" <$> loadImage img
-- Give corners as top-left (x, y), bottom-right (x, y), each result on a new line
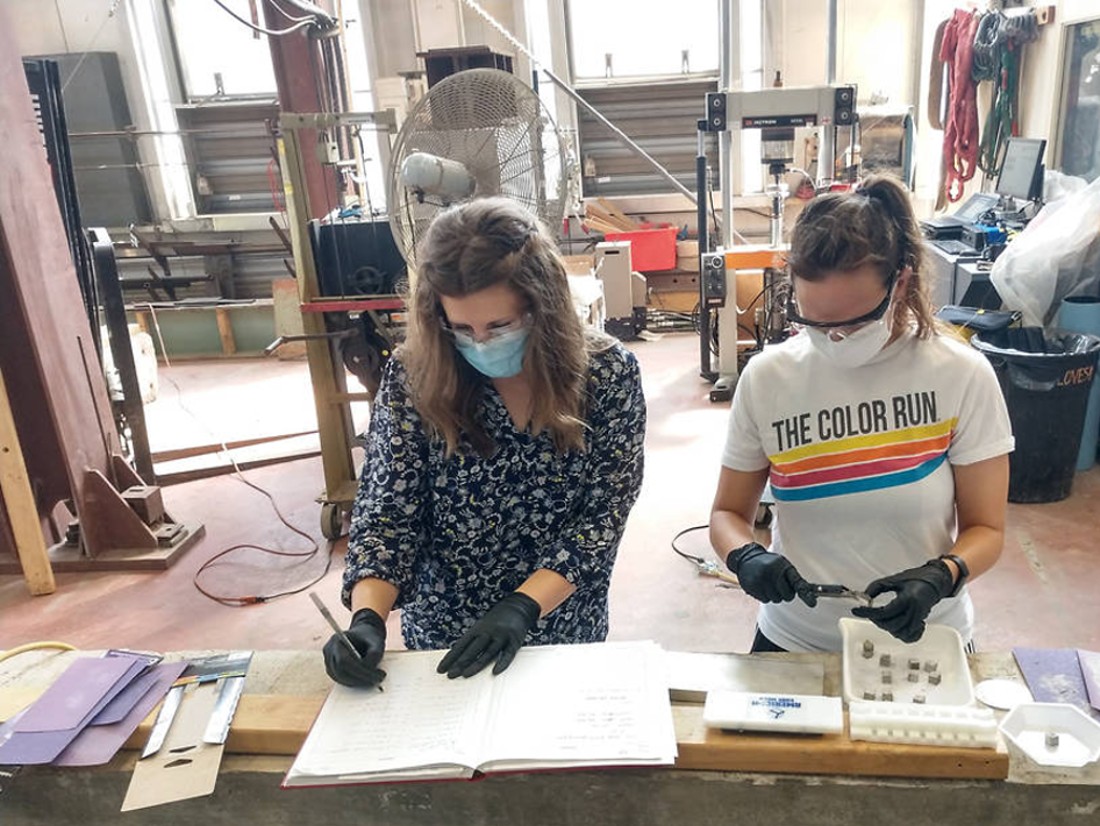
top-left (175, 101), bottom-right (282, 214)
top-left (576, 78), bottom-right (718, 197)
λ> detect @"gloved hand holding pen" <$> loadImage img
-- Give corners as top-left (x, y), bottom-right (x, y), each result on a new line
top-left (322, 607), bottom-right (388, 688)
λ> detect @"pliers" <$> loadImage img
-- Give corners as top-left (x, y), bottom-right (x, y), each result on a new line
top-left (807, 583), bottom-right (873, 607)
top-left (693, 559), bottom-right (871, 607)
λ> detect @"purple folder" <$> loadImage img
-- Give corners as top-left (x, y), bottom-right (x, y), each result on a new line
top-left (1013, 647), bottom-right (1100, 721)
top-left (53, 660), bottom-right (187, 767)
top-left (1078, 649), bottom-right (1100, 713)
top-left (0, 654), bottom-right (147, 765)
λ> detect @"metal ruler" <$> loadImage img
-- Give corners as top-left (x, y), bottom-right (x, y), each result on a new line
top-left (140, 651), bottom-right (252, 758)
top-left (140, 683), bottom-right (184, 759)
top-left (202, 675), bottom-right (246, 745)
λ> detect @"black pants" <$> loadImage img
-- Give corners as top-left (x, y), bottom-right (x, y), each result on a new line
top-left (750, 628), bottom-right (787, 653)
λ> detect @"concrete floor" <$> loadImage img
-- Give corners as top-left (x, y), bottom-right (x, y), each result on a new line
top-left (2, 332), bottom-right (1099, 655)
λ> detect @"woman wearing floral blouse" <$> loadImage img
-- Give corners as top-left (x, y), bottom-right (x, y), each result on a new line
top-left (322, 197), bottom-right (646, 688)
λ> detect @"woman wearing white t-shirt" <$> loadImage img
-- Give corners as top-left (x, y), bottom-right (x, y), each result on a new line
top-left (709, 175), bottom-right (1014, 653)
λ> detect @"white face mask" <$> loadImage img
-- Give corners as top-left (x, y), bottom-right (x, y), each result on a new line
top-left (804, 315), bottom-right (893, 368)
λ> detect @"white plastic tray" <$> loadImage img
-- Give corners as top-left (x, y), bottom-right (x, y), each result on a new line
top-left (999, 703), bottom-right (1100, 768)
top-left (839, 617), bottom-right (974, 706)
top-left (848, 700), bottom-right (999, 748)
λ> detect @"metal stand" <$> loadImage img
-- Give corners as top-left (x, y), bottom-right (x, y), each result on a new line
top-left (276, 112), bottom-right (397, 540)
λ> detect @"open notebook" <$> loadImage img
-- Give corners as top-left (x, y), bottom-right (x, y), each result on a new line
top-left (283, 640), bottom-right (677, 787)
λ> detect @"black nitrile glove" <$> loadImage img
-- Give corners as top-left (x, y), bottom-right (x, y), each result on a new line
top-left (437, 592), bottom-right (541, 679)
top-left (323, 607), bottom-right (388, 688)
top-left (725, 542), bottom-right (818, 607)
top-left (851, 560), bottom-right (954, 643)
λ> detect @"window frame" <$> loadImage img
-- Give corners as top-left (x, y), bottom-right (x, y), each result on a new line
top-left (1052, 14), bottom-right (1100, 184)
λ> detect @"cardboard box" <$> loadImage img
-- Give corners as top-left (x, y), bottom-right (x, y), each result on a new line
top-left (561, 254), bottom-right (595, 277)
top-left (676, 240), bottom-right (700, 272)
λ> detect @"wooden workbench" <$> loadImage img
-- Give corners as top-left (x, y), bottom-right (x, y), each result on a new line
top-left (1, 649), bottom-right (1096, 826)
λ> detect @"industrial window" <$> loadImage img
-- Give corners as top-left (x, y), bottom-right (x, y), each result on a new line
top-left (164, 0), bottom-right (283, 214)
top-left (1055, 17), bottom-right (1100, 183)
top-left (567, 0), bottom-right (719, 79)
top-left (566, 1), bottom-right (727, 197)
top-left (165, 0), bottom-right (279, 101)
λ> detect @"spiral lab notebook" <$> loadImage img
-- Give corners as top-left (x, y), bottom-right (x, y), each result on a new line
top-left (283, 641), bottom-right (677, 787)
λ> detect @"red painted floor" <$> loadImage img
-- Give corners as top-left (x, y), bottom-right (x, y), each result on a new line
top-left (2, 332), bottom-right (1098, 656)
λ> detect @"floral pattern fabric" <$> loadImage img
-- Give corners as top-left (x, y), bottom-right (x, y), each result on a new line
top-left (342, 343), bottom-right (646, 650)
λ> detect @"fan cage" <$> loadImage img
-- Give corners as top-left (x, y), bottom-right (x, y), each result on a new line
top-left (388, 69), bottom-right (569, 269)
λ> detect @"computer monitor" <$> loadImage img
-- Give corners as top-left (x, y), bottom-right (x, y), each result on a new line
top-left (995, 137), bottom-right (1046, 202)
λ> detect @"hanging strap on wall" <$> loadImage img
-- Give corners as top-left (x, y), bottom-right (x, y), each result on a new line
top-left (976, 10), bottom-right (1041, 177)
top-left (927, 18), bottom-right (949, 132)
top-left (940, 9), bottom-right (982, 204)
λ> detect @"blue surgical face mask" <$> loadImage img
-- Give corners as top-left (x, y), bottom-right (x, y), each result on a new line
top-left (454, 327), bottom-right (530, 378)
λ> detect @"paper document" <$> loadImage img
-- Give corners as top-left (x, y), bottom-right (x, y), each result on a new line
top-left (284, 640), bottom-right (677, 787)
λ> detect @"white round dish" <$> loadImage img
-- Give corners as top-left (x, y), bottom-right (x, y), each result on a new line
top-left (975, 678), bottom-right (1034, 710)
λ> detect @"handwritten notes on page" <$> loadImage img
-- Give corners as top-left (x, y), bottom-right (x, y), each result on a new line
top-left (283, 641), bottom-right (676, 787)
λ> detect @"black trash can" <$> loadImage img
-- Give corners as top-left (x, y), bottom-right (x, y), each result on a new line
top-left (972, 327), bottom-right (1100, 503)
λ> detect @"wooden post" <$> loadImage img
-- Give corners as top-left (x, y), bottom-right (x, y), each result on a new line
top-left (0, 366), bottom-right (56, 595)
top-left (215, 308), bottom-right (237, 355)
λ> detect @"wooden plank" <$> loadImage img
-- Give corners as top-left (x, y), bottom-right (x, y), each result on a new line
top-left (277, 130), bottom-right (356, 500)
top-left (215, 308), bottom-right (237, 355)
top-left (0, 366), bottom-right (55, 595)
top-left (584, 217), bottom-right (621, 235)
top-left (584, 204), bottom-right (632, 233)
top-left (95, 693), bottom-right (1010, 779)
top-left (151, 430), bottom-right (317, 463)
top-left (597, 198), bottom-right (639, 231)
top-left (672, 705), bottom-right (1008, 780)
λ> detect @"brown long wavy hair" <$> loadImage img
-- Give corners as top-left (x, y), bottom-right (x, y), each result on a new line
top-left (786, 174), bottom-right (938, 339)
top-left (402, 197), bottom-right (610, 456)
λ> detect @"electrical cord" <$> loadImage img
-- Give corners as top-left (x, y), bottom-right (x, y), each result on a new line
top-left (670, 525), bottom-right (741, 586)
top-left (276, 0), bottom-right (336, 25)
top-left (0, 642), bottom-right (77, 663)
top-left (142, 305), bottom-right (335, 608)
top-left (264, 0), bottom-right (314, 24)
top-left (209, 0), bottom-right (317, 37)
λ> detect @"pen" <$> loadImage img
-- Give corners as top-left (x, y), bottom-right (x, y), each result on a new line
top-left (309, 592), bottom-right (384, 691)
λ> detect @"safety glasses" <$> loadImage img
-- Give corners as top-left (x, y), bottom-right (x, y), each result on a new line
top-left (786, 273), bottom-right (897, 331)
top-left (439, 313), bottom-right (532, 347)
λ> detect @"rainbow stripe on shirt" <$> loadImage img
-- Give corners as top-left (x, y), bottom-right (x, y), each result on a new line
top-left (768, 419), bottom-right (957, 502)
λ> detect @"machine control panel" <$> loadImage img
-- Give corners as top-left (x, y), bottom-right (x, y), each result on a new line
top-left (702, 252), bottom-right (727, 307)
